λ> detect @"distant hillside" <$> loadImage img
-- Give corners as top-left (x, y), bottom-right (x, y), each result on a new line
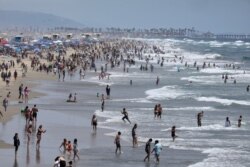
top-left (0, 10), bottom-right (84, 28)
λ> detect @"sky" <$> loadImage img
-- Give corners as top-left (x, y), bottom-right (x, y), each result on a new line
top-left (0, 0), bottom-right (250, 33)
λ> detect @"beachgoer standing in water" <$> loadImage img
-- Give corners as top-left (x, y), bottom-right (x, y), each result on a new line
top-left (171, 126), bottom-right (178, 142)
top-left (27, 124), bottom-right (32, 144)
top-left (156, 76), bottom-right (160, 85)
top-left (101, 94), bottom-right (105, 112)
top-left (13, 133), bottom-right (20, 155)
top-left (225, 117), bottom-right (231, 127)
top-left (59, 138), bottom-right (68, 153)
top-left (132, 124), bottom-right (138, 147)
top-left (66, 140), bottom-right (72, 156)
top-left (114, 131), bottom-right (121, 154)
top-left (151, 140), bottom-right (162, 163)
top-left (144, 138), bottom-right (152, 162)
top-left (157, 104), bottom-right (162, 119)
top-left (106, 85), bottom-right (111, 99)
top-left (73, 93), bottom-right (77, 102)
top-left (68, 93), bottom-right (72, 101)
top-left (32, 104), bottom-right (38, 122)
top-left (154, 104), bottom-right (158, 119)
top-left (197, 111), bottom-right (204, 127)
top-left (238, 115), bottom-right (242, 127)
top-left (121, 108), bottom-right (131, 124)
top-left (73, 138), bottom-right (80, 160)
top-left (91, 114), bottom-right (98, 131)
top-left (36, 125), bottom-right (46, 149)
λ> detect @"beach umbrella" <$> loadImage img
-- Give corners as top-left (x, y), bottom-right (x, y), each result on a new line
top-left (4, 44), bottom-right (11, 47)
top-left (34, 48), bottom-right (41, 53)
top-left (15, 47), bottom-right (21, 53)
top-left (0, 38), bottom-right (8, 45)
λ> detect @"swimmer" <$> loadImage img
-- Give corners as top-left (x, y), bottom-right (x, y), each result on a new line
top-left (171, 126), bottom-right (178, 142)
top-left (238, 115), bottom-right (242, 127)
top-left (156, 76), bottom-right (160, 85)
top-left (225, 117), bottom-right (231, 127)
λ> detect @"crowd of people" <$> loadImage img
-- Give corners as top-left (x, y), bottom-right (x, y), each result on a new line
top-left (0, 37), bottom-right (246, 166)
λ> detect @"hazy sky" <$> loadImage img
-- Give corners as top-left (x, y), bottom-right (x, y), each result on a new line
top-left (1, 0), bottom-right (250, 33)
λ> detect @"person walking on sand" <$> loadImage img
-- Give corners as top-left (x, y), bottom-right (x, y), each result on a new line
top-left (7, 91), bottom-right (11, 98)
top-left (73, 138), bottom-right (80, 160)
top-left (144, 138), bottom-right (153, 162)
top-left (24, 86), bottom-right (30, 103)
top-left (36, 125), bottom-right (46, 149)
top-left (2, 97), bottom-right (8, 112)
top-left (132, 124), bottom-right (138, 147)
top-left (91, 114), bottom-right (98, 131)
top-left (14, 70), bottom-right (18, 80)
top-left (121, 108), bottom-right (131, 124)
top-left (0, 110), bottom-right (3, 118)
top-left (114, 131), bottom-right (122, 154)
top-left (18, 83), bottom-right (24, 101)
top-left (13, 133), bottom-right (20, 155)
top-left (171, 126), bottom-right (178, 142)
top-left (151, 140), bottom-right (162, 163)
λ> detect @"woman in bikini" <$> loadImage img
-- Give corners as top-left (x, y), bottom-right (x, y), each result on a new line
top-left (36, 125), bottom-right (46, 149)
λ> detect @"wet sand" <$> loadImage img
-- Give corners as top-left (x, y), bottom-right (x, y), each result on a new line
top-left (0, 55), bottom-right (55, 148)
top-left (0, 46), bottom-right (207, 167)
top-left (0, 70), bottom-right (206, 167)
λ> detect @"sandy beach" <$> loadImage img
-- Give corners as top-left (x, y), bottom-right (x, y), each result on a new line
top-left (0, 55), bottom-right (55, 148)
top-left (0, 68), bottom-right (206, 167)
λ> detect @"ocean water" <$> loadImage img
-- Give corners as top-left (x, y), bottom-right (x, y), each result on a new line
top-left (89, 38), bottom-right (250, 167)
